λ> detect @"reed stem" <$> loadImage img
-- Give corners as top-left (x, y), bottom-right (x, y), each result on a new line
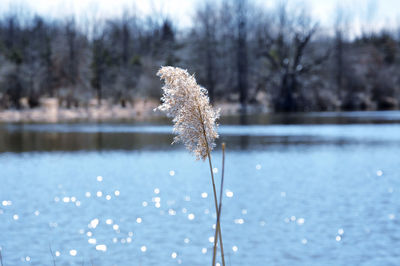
top-left (212, 143), bottom-right (226, 266)
top-left (197, 105), bottom-right (225, 266)
top-left (207, 151), bottom-right (225, 266)
top-left (49, 245), bottom-right (56, 266)
top-left (217, 143), bottom-right (226, 266)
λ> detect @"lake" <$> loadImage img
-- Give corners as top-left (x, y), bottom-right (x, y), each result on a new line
top-left (1, 111), bottom-right (400, 266)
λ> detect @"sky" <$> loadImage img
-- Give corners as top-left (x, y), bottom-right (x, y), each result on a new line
top-left (0, 0), bottom-right (399, 35)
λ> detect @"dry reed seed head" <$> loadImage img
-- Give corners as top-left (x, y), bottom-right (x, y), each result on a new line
top-left (156, 66), bottom-right (219, 160)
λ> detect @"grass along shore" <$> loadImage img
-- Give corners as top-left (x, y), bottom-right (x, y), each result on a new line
top-left (0, 98), bottom-right (269, 123)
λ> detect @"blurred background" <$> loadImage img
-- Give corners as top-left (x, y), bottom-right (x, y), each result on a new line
top-left (0, 0), bottom-right (399, 116)
top-left (1, 0), bottom-right (400, 266)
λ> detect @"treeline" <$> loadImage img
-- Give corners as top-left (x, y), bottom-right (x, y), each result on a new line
top-left (0, 1), bottom-right (399, 112)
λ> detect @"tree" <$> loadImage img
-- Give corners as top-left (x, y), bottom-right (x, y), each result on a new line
top-left (236, 0), bottom-right (249, 111)
top-left (192, 2), bottom-right (218, 102)
top-left (260, 2), bottom-right (326, 111)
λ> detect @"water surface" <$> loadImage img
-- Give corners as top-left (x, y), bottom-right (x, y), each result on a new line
top-left (0, 111), bottom-right (400, 265)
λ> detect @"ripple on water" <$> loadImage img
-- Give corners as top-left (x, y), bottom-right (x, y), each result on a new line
top-left (1, 129), bottom-right (399, 265)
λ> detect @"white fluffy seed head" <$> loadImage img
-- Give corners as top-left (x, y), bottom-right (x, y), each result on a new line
top-left (156, 66), bottom-right (219, 160)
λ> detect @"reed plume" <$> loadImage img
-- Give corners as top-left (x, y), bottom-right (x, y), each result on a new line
top-left (156, 66), bottom-right (219, 160)
top-left (156, 66), bottom-right (225, 266)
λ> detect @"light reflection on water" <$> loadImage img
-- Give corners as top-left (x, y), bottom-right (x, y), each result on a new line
top-left (0, 111), bottom-right (400, 265)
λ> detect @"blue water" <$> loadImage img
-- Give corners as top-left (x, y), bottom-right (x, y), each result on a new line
top-left (1, 112), bottom-right (400, 265)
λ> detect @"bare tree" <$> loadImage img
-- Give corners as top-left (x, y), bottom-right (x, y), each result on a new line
top-left (90, 29), bottom-right (107, 106)
top-left (0, 1), bottom-right (398, 112)
top-left (260, 2), bottom-right (326, 111)
top-left (236, 0), bottom-right (249, 111)
top-left (192, 2), bottom-right (218, 102)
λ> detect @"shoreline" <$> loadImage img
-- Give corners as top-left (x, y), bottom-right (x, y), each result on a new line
top-left (2, 98), bottom-right (398, 124)
top-left (0, 98), bottom-right (269, 123)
